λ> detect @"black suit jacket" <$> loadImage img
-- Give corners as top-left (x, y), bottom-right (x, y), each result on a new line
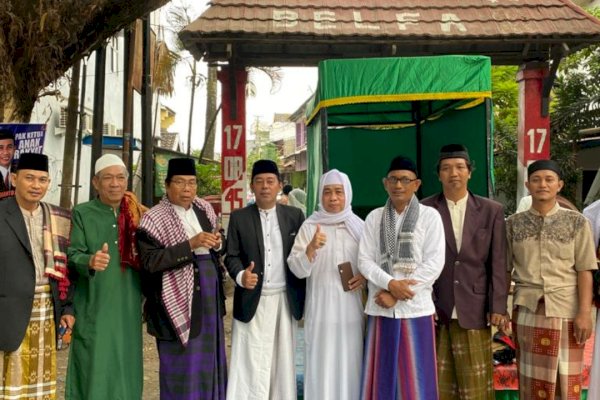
top-left (0, 171), bottom-right (15, 200)
top-left (137, 204), bottom-right (226, 341)
top-left (0, 197), bottom-right (74, 351)
top-left (225, 203), bottom-right (305, 322)
top-left (421, 192), bottom-right (508, 329)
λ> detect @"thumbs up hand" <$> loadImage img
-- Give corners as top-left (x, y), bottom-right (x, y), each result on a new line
top-left (89, 242), bottom-right (111, 271)
top-left (242, 261), bottom-right (259, 290)
top-left (306, 224), bottom-right (327, 262)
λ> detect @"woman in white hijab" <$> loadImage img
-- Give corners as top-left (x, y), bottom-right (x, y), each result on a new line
top-left (288, 169), bottom-right (365, 400)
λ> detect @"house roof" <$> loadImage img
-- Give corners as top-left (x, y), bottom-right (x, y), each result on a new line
top-left (180, 0), bottom-right (600, 66)
top-left (160, 131), bottom-right (180, 151)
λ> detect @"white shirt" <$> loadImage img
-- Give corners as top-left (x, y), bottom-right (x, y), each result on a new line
top-left (446, 193), bottom-right (468, 319)
top-left (236, 206), bottom-right (286, 290)
top-left (172, 204), bottom-right (209, 255)
top-left (358, 203), bottom-right (445, 318)
top-left (584, 199), bottom-right (600, 248)
top-left (20, 205), bottom-right (49, 285)
top-left (446, 193), bottom-right (468, 252)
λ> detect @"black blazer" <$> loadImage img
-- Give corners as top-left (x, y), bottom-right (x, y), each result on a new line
top-left (0, 197), bottom-right (74, 351)
top-left (225, 203), bottom-right (305, 322)
top-left (137, 204), bottom-right (226, 341)
top-left (0, 171), bottom-right (15, 200)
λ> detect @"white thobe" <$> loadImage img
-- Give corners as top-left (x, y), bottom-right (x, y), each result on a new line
top-left (582, 200), bottom-right (600, 400)
top-left (227, 206), bottom-right (297, 400)
top-left (358, 204), bottom-right (445, 319)
top-left (288, 222), bottom-right (364, 400)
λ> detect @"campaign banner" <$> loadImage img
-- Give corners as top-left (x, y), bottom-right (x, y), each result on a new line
top-left (154, 149), bottom-right (177, 198)
top-left (0, 123), bottom-right (46, 200)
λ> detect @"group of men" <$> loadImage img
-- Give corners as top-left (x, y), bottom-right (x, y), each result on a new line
top-left (0, 140), bottom-right (597, 400)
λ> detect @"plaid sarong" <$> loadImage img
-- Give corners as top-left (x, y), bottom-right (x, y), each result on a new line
top-left (513, 303), bottom-right (586, 400)
top-left (156, 254), bottom-right (226, 400)
top-left (0, 285), bottom-right (56, 400)
top-left (436, 321), bottom-right (494, 399)
top-left (361, 315), bottom-right (437, 400)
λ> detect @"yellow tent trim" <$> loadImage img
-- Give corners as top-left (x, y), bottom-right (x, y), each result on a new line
top-left (306, 91), bottom-right (492, 125)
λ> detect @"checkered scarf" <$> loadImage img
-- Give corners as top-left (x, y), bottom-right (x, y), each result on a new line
top-left (41, 203), bottom-right (71, 300)
top-left (138, 196), bottom-right (217, 346)
top-left (379, 194), bottom-right (419, 276)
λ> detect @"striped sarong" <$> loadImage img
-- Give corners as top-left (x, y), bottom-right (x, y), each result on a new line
top-left (513, 303), bottom-right (585, 400)
top-left (436, 321), bottom-right (494, 399)
top-left (0, 285), bottom-right (56, 400)
top-left (156, 255), bottom-right (226, 400)
top-left (360, 315), bottom-right (438, 400)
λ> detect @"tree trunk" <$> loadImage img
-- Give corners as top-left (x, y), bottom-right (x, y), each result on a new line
top-left (202, 66), bottom-right (218, 162)
top-left (186, 61), bottom-right (197, 156)
top-left (59, 60), bottom-right (81, 208)
top-left (0, 0), bottom-right (170, 123)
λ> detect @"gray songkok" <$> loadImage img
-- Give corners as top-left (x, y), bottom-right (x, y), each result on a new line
top-left (438, 144), bottom-right (470, 163)
top-left (528, 159), bottom-right (562, 179)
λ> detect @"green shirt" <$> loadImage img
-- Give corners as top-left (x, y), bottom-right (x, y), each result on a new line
top-left (66, 199), bottom-right (143, 400)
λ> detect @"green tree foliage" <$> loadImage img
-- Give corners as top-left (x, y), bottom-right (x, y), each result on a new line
top-left (493, 7), bottom-right (600, 211)
top-left (195, 162), bottom-right (221, 196)
top-left (492, 65), bottom-right (519, 213)
top-left (551, 8), bottom-right (600, 205)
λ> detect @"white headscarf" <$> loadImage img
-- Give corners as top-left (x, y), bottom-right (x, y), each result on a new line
top-left (305, 169), bottom-right (364, 242)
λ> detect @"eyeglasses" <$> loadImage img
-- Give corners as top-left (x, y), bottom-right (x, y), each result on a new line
top-left (170, 179), bottom-right (198, 188)
top-left (385, 176), bottom-right (418, 185)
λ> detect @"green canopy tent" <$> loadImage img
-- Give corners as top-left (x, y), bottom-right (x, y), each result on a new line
top-left (305, 55), bottom-right (494, 217)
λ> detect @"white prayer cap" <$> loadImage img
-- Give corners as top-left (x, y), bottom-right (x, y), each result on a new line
top-left (95, 154), bottom-right (126, 175)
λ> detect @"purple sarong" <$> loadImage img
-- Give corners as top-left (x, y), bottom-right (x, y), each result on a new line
top-left (157, 254), bottom-right (227, 400)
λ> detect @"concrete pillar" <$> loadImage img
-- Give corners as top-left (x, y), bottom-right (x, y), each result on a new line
top-left (516, 62), bottom-right (551, 205)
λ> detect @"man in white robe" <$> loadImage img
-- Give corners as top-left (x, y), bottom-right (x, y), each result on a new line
top-left (288, 169), bottom-right (365, 400)
top-left (225, 160), bottom-right (305, 399)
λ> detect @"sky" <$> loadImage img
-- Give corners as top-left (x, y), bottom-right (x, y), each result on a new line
top-left (159, 1), bottom-right (318, 154)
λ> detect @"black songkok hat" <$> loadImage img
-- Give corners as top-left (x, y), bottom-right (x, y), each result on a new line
top-left (438, 143), bottom-right (470, 163)
top-left (167, 158), bottom-right (196, 180)
top-left (0, 129), bottom-right (14, 142)
top-left (387, 155), bottom-right (418, 176)
top-left (16, 153), bottom-right (48, 172)
top-left (282, 184), bottom-right (293, 195)
top-left (528, 159), bottom-right (562, 179)
top-left (252, 159), bottom-right (280, 179)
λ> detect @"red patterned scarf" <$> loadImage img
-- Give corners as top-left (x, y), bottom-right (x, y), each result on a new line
top-left (41, 203), bottom-right (71, 300)
top-left (118, 191), bottom-right (147, 271)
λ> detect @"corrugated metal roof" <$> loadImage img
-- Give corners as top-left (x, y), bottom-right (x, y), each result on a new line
top-left (180, 0), bottom-right (600, 65)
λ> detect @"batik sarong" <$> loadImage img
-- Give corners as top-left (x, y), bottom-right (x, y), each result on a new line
top-left (513, 303), bottom-right (585, 400)
top-left (157, 255), bottom-right (226, 400)
top-left (436, 321), bottom-right (494, 399)
top-left (361, 314), bottom-right (438, 400)
top-left (0, 285), bottom-right (56, 400)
